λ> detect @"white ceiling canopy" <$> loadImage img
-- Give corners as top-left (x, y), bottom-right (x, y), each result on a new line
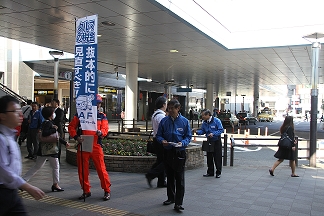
top-left (156, 0), bottom-right (324, 49)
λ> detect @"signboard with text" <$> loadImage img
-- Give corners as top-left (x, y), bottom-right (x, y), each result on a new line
top-left (74, 14), bottom-right (98, 131)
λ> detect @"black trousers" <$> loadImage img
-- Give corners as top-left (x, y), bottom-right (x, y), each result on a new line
top-left (26, 128), bottom-right (39, 157)
top-left (0, 187), bottom-right (27, 216)
top-left (164, 149), bottom-right (186, 206)
top-left (207, 139), bottom-right (222, 175)
top-left (146, 138), bottom-right (166, 186)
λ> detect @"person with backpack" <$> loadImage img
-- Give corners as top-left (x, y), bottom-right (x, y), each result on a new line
top-left (145, 96), bottom-right (167, 188)
top-left (269, 116), bottom-right (299, 177)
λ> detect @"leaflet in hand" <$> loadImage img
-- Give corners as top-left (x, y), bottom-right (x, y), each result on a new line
top-left (168, 142), bottom-right (182, 147)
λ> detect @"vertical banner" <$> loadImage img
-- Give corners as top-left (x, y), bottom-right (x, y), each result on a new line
top-left (74, 15), bottom-right (98, 131)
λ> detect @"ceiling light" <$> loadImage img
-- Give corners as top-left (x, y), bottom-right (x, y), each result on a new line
top-left (49, 50), bottom-right (64, 59)
top-left (97, 34), bottom-right (102, 37)
top-left (170, 49), bottom-right (179, 53)
top-left (101, 21), bottom-right (115, 26)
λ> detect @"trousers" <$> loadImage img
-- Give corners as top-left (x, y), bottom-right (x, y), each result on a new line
top-left (206, 139), bottom-right (222, 175)
top-left (77, 143), bottom-right (111, 193)
top-left (0, 187), bottom-right (27, 216)
top-left (23, 156), bottom-right (59, 184)
top-left (26, 128), bottom-right (39, 157)
top-left (146, 138), bottom-right (166, 186)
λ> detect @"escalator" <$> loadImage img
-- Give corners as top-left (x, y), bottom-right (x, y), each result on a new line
top-left (0, 82), bottom-right (27, 103)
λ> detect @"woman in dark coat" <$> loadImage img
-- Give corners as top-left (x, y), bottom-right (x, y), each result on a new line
top-left (269, 116), bottom-right (298, 177)
top-left (23, 107), bottom-right (69, 191)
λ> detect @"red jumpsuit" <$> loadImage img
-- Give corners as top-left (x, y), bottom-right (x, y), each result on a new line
top-left (68, 112), bottom-right (111, 194)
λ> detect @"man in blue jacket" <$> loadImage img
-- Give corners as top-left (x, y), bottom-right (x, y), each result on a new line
top-left (156, 99), bottom-right (192, 212)
top-left (194, 109), bottom-right (224, 178)
top-left (25, 102), bottom-right (43, 160)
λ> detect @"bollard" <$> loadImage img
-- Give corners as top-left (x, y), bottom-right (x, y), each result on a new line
top-left (244, 131), bottom-right (249, 145)
top-left (230, 137), bottom-right (234, 166)
top-left (247, 128), bottom-right (250, 135)
top-left (145, 119), bottom-right (148, 132)
top-left (238, 129), bottom-right (240, 135)
top-left (223, 134), bottom-right (228, 166)
top-left (258, 128), bottom-right (260, 136)
top-left (295, 136), bottom-right (298, 167)
top-left (265, 127), bottom-right (268, 136)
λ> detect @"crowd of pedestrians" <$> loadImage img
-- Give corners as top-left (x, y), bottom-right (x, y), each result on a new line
top-left (0, 94), bottom-right (301, 215)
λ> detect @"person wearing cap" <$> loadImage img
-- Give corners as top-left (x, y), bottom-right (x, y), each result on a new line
top-left (68, 94), bottom-right (111, 201)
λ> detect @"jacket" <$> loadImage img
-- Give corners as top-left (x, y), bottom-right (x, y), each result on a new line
top-left (28, 110), bottom-right (43, 129)
top-left (68, 111), bottom-right (109, 146)
top-left (196, 116), bottom-right (224, 141)
top-left (156, 113), bottom-right (192, 151)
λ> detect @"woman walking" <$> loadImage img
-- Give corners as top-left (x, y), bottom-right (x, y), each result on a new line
top-left (23, 107), bottom-right (69, 191)
top-left (269, 116), bottom-right (299, 177)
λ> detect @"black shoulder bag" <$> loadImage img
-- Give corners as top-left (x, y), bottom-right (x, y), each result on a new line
top-left (277, 126), bottom-right (293, 149)
top-left (146, 112), bottom-right (163, 154)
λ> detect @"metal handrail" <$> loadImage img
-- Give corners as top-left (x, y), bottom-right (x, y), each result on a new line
top-left (0, 82), bottom-right (27, 102)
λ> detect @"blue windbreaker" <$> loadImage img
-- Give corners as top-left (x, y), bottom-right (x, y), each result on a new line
top-left (156, 114), bottom-right (192, 151)
top-left (196, 116), bottom-right (224, 141)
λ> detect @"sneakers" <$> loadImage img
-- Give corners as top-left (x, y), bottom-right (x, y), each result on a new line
top-left (103, 191), bottom-right (110, 201)
top-left (78, 192), bottom-right (91, 200)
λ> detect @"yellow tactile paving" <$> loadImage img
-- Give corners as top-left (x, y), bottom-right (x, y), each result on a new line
top-left (19, 191), bottom-right (141, 216)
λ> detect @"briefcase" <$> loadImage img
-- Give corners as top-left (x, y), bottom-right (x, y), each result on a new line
top-left (202, 140), bottom-right (215, 152)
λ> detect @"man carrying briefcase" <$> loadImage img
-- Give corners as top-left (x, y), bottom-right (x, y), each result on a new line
top-left (194, 109), bottom-right (224, 178)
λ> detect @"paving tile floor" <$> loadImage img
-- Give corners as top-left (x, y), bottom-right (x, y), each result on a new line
top-left (18, 126), bottom-right (324, 216)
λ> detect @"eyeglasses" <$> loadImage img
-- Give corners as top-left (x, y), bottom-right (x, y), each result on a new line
top-left (2, 109), bottom-right (23, 114)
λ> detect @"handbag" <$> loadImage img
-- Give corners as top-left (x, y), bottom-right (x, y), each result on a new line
top-left (202, 139), bottom-right (215, 152)
top-left (38, 130), bottom-right (60, 156)
top-left (38, 131), bottom-right (59, 143)
top-left (40, 141), bottom-right (59, 156)
top-left (278, 127), bottom-right (293, 149)
top-left (146, 131), bottom-right (157, 154)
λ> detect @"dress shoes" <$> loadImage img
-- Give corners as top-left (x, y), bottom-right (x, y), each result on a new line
top-left (51, 185), bottom-right (64, 192)
top-left (157, 184), bottom-right (167, 188)
top-left (203, 174), bottom-right (214, 177)
top-left (79, 192), bottom-right (91, 200)
top-left (174, 205), bottom-right (184, 211)
top-left (216, 174), bottom-right (221, 178)
top-left (163, 200), bottom-right (175, 205)
top-left (103, 191), bottom-right (110, 201)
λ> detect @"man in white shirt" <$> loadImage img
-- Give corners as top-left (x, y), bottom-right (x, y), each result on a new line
top-left (0, 95), bottom-right (45, 215)
top-left (145, 96), bottom-right (167, 188)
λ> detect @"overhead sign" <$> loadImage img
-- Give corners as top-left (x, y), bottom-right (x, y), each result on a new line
top-left (74, 14), bottom-right (98, 131)
top-left (176, 88), bottom-right (192, 92)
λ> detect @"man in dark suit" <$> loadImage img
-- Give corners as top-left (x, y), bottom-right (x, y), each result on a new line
top-left (51, 99), bottom-right (64, 138)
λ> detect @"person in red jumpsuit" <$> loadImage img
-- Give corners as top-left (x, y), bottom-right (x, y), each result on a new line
top-left (68, 94), bottom-right (111, 201)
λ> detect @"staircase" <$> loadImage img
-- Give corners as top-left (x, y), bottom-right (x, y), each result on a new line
top-left (0, 83), bottom-right (27, 103)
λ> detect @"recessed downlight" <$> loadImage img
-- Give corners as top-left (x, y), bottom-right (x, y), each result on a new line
top-left (170, 49), bottom-right (179, 53)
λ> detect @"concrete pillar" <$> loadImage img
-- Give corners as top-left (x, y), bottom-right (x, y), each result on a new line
top-left (206, 83), bottom-right (214, 111)
top-left (125, 62), bottom-right (138, 122)
top-left (253, 87), bottom-right (259, 116)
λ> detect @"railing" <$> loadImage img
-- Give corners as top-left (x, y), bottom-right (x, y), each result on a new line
top-left (228, 136), bottom-right (309, 167)
top-left (0, 82), bottom-right (27, 102)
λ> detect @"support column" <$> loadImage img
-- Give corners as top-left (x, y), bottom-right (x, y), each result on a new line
top-left (206, 83), bottom-right (214, 111)
top-left (310, 41), bottom-right (320, 167)
top-left (253, 86), bottom-right (259, 116)
top-left (125, 62), bottom-right (138, 122)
